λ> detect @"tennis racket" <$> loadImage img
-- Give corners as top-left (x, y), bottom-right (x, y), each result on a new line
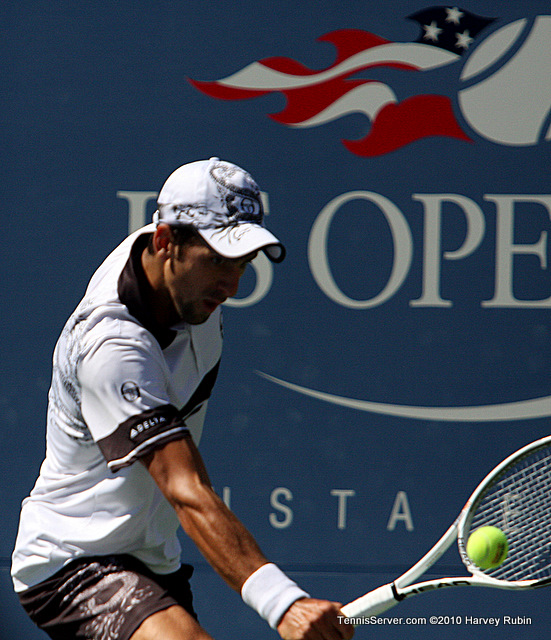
top-left (341, 434), bottom-right (551, 620)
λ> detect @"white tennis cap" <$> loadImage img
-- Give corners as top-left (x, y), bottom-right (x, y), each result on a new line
top-left (154, 157), bottom-right (285, 262)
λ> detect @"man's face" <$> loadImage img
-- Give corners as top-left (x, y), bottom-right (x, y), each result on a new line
top-left (165, 238), bottom-right (256, 325)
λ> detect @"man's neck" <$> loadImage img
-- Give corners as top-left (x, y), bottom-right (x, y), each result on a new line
top-left (141, 247), bottom-right (180, 329)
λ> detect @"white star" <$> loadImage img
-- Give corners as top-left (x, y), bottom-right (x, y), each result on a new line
top-left (445, 7), bottom-right (464, 25)
top-left (456, 30), bottom-right (474, 49)
top-left (423, 21), bottom-right (443, 42)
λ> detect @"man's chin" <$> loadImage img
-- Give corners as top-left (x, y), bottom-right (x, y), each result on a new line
top-left (186, 315), bottom-right (210, 325)
top-left (177, 303), bottom-right (215, 325)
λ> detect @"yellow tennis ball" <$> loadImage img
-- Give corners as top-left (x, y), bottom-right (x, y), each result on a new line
top-left (466, 526), bottom-right (508, 569)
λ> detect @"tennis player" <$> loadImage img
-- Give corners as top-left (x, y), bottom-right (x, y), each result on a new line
top-left (11, 158), bottom-right (354, 640)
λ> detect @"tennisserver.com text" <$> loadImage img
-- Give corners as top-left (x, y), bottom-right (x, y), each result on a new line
top-left (338, 615), bottom-right (532, 627)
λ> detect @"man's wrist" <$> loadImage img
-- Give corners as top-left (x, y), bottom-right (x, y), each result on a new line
top-left (241, 563), bottom-right (310, 629)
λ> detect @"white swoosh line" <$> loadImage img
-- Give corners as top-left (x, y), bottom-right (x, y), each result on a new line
top-left (219, 43), bottom-right (459, 91)
top-left (257, 372), bottom-right (551, 421)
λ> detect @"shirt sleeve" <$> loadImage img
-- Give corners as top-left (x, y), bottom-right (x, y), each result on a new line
top-left (78, 326), bottom-right (190, 472)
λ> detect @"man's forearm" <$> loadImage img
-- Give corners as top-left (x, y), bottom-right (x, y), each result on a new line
top-left (143, 439), bottom-right (352, 638)
top-left (174, 482), bottom-right (268, 591)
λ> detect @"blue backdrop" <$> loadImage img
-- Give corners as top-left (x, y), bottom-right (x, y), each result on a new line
top-left (2, 1), bottom-right (551, 638)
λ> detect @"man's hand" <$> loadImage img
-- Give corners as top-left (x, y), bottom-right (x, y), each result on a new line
top-left (277, 598), bottom-right (354, 640)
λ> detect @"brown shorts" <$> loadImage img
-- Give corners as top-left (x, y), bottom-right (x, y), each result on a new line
top-left (18, 554), bottom-right (197, 640)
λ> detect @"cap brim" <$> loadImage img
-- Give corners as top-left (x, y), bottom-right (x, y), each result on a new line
top-left (197, 224), bottom-right (286, 263)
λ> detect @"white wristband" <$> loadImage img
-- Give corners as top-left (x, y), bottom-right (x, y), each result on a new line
top-left (241, 563), bottom-right (310, 629)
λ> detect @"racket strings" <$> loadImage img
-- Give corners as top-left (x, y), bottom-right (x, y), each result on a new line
top-left (467, 444), bottom-right (551, 583)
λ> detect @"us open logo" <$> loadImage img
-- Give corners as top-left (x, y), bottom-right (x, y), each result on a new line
top-left (189, 11), bottom-right (551, 156)
top-left (187, 9), bottom-right (551, 423)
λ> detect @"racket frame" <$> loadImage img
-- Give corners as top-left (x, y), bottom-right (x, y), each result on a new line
top-left (342, 435), bottom-right (551, 619)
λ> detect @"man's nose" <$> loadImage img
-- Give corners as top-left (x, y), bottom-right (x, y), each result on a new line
top-left (218, 264), bottom-right (242, 298)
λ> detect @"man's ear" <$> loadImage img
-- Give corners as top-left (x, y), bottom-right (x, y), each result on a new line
top-left (153, 223), bottom-right (174, 256)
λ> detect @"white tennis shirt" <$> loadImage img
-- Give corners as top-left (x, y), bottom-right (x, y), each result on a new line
top-left (11, 225), bottom-right (223, 592)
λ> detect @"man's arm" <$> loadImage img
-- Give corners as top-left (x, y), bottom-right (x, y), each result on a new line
top-left (142, 436), bottom-right (353, 639)
top-left (142, 435), bottom-right (267, 589)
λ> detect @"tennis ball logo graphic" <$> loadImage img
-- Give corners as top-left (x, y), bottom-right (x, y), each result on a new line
top-left (458, 16), bottom-right (551, 146)
top-left (466, 526), bottom-right (509, 570)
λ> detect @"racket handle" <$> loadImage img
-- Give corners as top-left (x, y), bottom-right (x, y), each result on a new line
top-left (341, 583), bottom-right (398, 619)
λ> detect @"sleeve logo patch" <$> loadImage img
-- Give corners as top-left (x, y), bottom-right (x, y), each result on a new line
top-left (121, 381), bottom-right (141, 402)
